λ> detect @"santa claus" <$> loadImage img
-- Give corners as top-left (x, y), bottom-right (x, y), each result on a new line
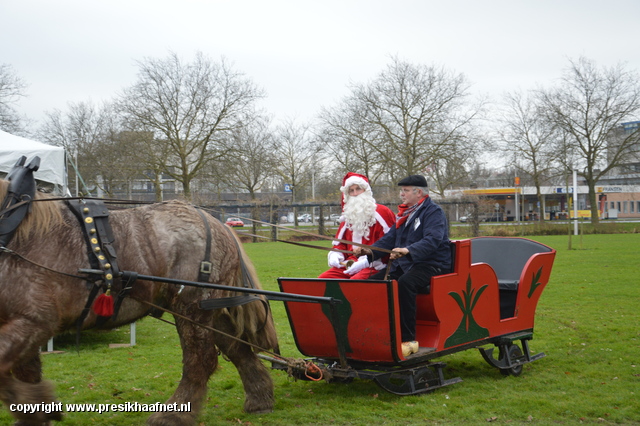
top-left (318, 172), bottom-right (395, 280)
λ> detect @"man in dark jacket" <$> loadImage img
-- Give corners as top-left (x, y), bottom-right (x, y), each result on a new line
top-left (356, 175), bottom-right (451, 357)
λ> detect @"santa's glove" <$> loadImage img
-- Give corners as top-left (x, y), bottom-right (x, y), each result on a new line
top-left (328, 251), bottom-right (345, 268)
top-left (345, 256), bottom-right (369, 275)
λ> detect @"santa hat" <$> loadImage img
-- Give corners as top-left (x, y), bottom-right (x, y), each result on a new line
top-left (339, 172), bottom-right (371, 209)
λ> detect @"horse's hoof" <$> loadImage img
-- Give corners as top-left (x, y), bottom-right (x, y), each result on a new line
top-left (12, 408), bottom-right (63, 425)
top-left (244, 399), bottom-right (274, 415)
top-left (247, 408), bottom-right (273, 415)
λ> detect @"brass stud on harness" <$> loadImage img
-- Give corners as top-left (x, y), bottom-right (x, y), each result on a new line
top-left (83, 207), bottom-right (90, 213)
top-left (90, 228), bottom-right (96, 234)
top-left (85, 217), bottom-right (94, 224)
top-left (91, 238), bottom-right (98, 245)
top-left (94, 247), bottom-right (101, 252)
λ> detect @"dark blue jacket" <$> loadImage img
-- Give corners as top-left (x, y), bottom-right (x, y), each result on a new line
top-left (372, 197), bottom-right (451, 273)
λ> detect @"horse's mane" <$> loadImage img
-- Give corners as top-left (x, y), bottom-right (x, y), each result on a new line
top-left (0, 180), bottom-right (64, 244)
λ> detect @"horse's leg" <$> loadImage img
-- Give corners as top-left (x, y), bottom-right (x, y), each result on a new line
top-left (215, 316), bottom-right (275, 415)
top-left (147, 315), bottom-right (219, 426)
top-left (0, 319), bottom-right (62, 424)
top-left (11, 354), bottom-right (62, 426)
top-left (12, 353), bottom-right (43, 384)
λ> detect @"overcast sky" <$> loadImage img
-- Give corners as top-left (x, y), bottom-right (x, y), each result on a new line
top-left (2, 0), bottom-right (639, 127)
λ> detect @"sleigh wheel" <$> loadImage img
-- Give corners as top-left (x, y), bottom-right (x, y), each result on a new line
top-left (498, 344), bottom-right (523, 376)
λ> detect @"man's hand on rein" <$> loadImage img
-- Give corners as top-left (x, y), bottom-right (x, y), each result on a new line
top-left (390, 247), bottom-right (409, 260)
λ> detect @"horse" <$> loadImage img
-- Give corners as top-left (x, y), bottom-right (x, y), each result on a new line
top-left (0, 175), bottom-right (278, 425)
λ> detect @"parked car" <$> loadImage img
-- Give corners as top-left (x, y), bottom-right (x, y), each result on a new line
top-left (459, 216), bottom-right (468, 223)
top-left (297, 214), bottom-right (312, 223)
top-left (330, 214), bottom-right (343, 225)
top-left (225, 217), bottom-right (244, 227)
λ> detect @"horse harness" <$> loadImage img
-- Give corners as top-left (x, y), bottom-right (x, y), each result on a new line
top-left (68, 201), bottom-right (265, 323)
top-left (0, 156), bottom-right (266, 335)
top-left (0, 156), bottom-right (40, 248)
top-left (66, 198), bottom-right (124, 331)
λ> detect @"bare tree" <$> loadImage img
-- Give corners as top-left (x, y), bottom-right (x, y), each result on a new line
top-left (272, 118), bottom-right (320, 223)
top-left (495, 90), bottom-right (560, 221)
top-left (426, 150), bottom-right (479, 197)
top-left (217, 114), bottom-right (277, 199)
top-left (38, 101), bottom-right (108, 195)
top-left (0, 63), bottom-right (29, 134)
top-left (118, 52), bottom-right (264, 200)
top-left (88, 117), bottom-right (154, 199)
top-left (321, 57), bottom-right (483, 185)
top-left (318, 100), bottom-right (387, 183)
top-left (538, 57), bottom-right (640, 223)
top-left (38, 101), bottom-right (146, 198)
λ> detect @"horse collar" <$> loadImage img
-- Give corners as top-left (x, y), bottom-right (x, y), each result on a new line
top-left (0, 156), bottom-right (40, 248)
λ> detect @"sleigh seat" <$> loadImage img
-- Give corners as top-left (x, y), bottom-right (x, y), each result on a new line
top-left (470, 237), bottom-right (554, 319)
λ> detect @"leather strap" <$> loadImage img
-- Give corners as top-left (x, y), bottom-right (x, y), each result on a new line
top-left (196, 208), bottom-right (212, 283)
top-left (66, 199), bottom-right (121, 318)
top-left (67, 200), bottom-right (122, 326)
top-left (0, 156), bottom-right (40, 248)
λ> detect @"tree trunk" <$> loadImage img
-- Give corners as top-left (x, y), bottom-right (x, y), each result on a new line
top-left (587, 181), bottom-right (600, 225)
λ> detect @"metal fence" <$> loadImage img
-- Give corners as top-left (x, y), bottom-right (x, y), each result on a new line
top-left (200, 199), bottom-right (481, 240)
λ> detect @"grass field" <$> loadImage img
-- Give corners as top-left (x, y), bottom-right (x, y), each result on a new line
top-left (1, 234), bottom-right (639, 425)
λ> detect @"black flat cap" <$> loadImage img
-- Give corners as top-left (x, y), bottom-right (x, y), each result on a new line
top-left (397, 175), bottom-right (428, 187)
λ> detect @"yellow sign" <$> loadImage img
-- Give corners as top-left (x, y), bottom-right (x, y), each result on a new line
top-left (569, 210), bottom-right (591, 218)
top-left (463, 188), bottom-right (520, 195)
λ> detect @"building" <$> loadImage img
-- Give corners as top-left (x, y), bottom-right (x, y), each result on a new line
top-left (443, 183), bottom-right (640, 221)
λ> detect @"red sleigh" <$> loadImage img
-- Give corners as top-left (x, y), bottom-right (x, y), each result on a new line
top-left (274, 237), bottom-right (556, 395)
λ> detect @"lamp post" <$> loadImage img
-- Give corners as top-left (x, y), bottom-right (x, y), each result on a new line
top-left (75, 147), bottom-right (79, 197)
top-left (573, 169), bottom-right (578, 236)
top-left (514, 176), bottom-right (520, 222)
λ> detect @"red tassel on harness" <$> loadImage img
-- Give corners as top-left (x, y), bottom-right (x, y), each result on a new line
top-left (93, 289), bottom-right (114, 317)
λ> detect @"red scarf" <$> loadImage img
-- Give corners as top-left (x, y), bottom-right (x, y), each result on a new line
top-left (396, 195), bottom-right (428, 228)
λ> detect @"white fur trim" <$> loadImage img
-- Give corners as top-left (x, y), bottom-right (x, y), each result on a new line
top-left (340, 176), bottom-right (370, 193)
top-left (374, 211), bottom-right (391, 233)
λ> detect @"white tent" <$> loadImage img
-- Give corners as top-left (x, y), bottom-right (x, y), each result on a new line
top-left (0, 130), bottom-right (67, 194)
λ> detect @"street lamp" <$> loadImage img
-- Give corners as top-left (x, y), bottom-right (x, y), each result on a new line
top-left (573, 169), bottom-right (578, 236)
top-left (514, 176), bottom-right (520, 222)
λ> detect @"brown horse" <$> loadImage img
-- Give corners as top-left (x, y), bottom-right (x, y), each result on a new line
top-left (0, 179), bottom-right (278, 425)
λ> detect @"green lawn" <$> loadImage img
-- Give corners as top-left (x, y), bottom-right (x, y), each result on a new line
top-left (1, 234), bottom-right (639, 425)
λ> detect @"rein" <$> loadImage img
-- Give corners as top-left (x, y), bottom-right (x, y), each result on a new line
top-left (236, 230), bottom-right (356, 255)
top-left (133, 297), bottom-right (285, 361)
top-left (31, 196), bottom-right (153, 206)
top-left (3, 194), bottom-right (392, 285)
top-left (199, 206), bottom-right (394, 255)
top-left (0, 197), bottom-right (33, 217)
top-left (135, 297), bottom-right (324, 381)
top-left (25, 195), bottom-right (392, 255)
top-left (0, 246), bottom-right (90, 281)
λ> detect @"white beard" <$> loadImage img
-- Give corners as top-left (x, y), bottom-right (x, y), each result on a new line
top-left (343, 190), bottom-right (377, 240)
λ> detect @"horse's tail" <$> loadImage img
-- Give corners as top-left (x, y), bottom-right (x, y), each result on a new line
top-left (228, 230), bottom-right (279, 352)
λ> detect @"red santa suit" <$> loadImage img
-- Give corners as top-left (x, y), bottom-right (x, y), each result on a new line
top-left (319, 173), bottom-right (396, 280)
